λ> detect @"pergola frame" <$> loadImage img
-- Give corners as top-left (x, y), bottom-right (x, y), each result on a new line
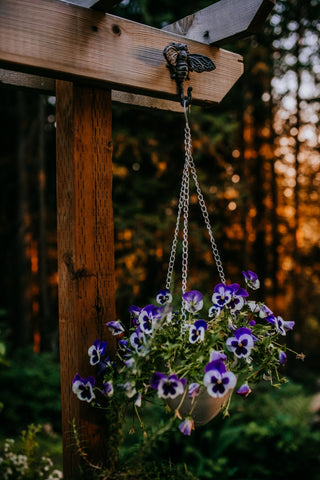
top-left (0, 0), bottom-right (275, 477)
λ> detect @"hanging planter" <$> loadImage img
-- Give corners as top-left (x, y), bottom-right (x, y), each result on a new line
top-left (72, 106), bottom-right (301, 438)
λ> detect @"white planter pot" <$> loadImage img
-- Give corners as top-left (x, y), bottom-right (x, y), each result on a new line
top-left (167, 387), bottom-right (232, 426)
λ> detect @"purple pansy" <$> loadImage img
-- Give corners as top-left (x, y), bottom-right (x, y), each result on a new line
top-left (275, 316), bottom-right (295, 336)
top-left (129, 305), bottom-right (141, 326)
top-left (203, 360), bottom-right (236, 398)
top-left (88, 340), bottom-right (107, 366)
top-left (226, 327), bottom-right (255, 359)
top-left (129, 327), bottom-right (147, 353)
top-left (182, 290), bottom-right (203, 313)
top-left (188, 383), bottom-right (200, 399)
top-left (189, 320), bottom-right (207, 343)
top-left (156, 289), bottom-right (173, 305)
top-left (178, 417), bottom-right (195, 436)
top-left (102, 380), bottom-right (114, 397)
top-left (139, 304), bottom-right (163, 335)
top-left (211, 283), bottom-right (233, 308)
top-left (150, 372), bottom-right (187, 399)
top-left (242, 270), bottom-right (260, 290)
top-left (72, 374), bottom-right (96, 403)
top-left (236, 383), bottom-right (251, 397)
top-left (208, 304), bottom-right (222, 318)
top-left (259, 304), bottom-right (276, 324)
top-left (209, 351), bottom-right (227, 363)
top-left (279, 350), bottom-right (287, 365)
top-left (106, 321), bottom-right (125, 336)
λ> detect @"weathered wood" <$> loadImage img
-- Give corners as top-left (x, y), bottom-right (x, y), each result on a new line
top-left (56, 80), bottom-right (116, 478)
top-left (0, 0), bottom-right (243, 106)
top-left (62, 0), bottom-right (122, 12)
top-left (163, 0), bottom-right (275, 46)
top-left (0, 69), bottom-right (185, 111)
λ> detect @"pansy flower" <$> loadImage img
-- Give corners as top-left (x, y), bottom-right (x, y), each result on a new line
top-left (211, 283), bottom-right (232, 308)
top-left (182, 290), bottom-right (203, 313)
top-left (139, 305), bottom-right (163, 335)
top-left (88, 340), bottom-right (107, 366)
top-left (72, 374), bottom-right (95, 403)
top-left (208, 304), bottom-right (222, 318)
top-left (275, 316), bottom-right (295, 336)
top-left (259, 304), bottom-right (276, 324)
top-left (203, 361), bottom-right (236, 398)
top-left (129, 327), bottom-right (147, 353)
top-left (189, 319), bottom-right (207, 343)
top-left (102, 380), bottom-right (114, 397)
top-left (188, 383), bottom-right (200, 399)
top-left (178, 417), bottom-right (195, 436)
top-left (279, 350), bottom-right (287, 365)
top-left (228, 283), bottom-right (249, 312)
top-left (209, 351), bottom-right (227, 363)
top-left (150, 372), bottom-right (187, 399)
top-left (236, 383), bottom-right (251, 397)
top-left (123, 382), bottom-right (137, 398)
top-left (242, 270), bottom-right (260, 290)
top-left (156, 289), bottom-right (173, 305)
top-left (226, 327), bottom-right (255, 359)
top-left (106, 321), bottom-right (125, 336)
top-left (129, 305), bottom-right (141, 326)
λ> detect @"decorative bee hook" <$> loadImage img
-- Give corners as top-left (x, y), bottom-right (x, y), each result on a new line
top-left (163, 42), bottom-right (216, 108)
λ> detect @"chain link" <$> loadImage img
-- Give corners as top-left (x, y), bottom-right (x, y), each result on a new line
top-left (165, 105), bottom-right (226, 304)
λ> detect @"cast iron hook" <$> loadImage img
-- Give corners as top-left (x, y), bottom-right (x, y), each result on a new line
top-left (163, 42), bottom-right (216, 108)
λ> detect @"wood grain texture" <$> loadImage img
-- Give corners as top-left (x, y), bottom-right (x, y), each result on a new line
top-left (0, 68), bottom-right (186, 111)
top-left (0, 0), bottom-right (243, 105)
top-left (56, 80), bottom-right (116, 478)
top-left (163, 0), bottom-right (275, 46)
top-left (62, 0), bottom-right (122, 11)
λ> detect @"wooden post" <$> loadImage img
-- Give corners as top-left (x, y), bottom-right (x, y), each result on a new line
top-left (56, 80), bottom-right (116, 479)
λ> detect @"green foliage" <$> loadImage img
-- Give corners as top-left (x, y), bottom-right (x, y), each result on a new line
top-left (0, 347), bottom-right (61, 436)
top-left (119, 381), bottom-right (320, 480)
top-left (0, 424), bottom-right (62, 480)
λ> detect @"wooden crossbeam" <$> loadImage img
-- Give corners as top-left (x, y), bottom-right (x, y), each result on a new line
top-left (61, 0), bottom-right (122, 12)
top-left (0, 68), bottom-right (186, 111)
top-left (0, 0), bottom-right (243, 107)
top-left (163, 0), bottom-right (275, 46)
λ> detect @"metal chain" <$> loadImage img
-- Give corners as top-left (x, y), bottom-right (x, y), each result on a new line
top-left (165, 105), bottom-right (226, 301)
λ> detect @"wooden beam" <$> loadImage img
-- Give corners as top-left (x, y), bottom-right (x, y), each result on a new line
top-left (61, 0), bottom-right (122, 12)
top-left (0, 68), bottom-right (184, 111)
top-left (0, 0), bottom-right (243, 106)
top-left (56, 80), bottom-right (116, 478)
top-left (162, 0), bottom-right (275, 46)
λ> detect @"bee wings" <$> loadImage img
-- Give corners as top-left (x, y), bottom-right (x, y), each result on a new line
top-left (187, 54), bottom-right (216, 73)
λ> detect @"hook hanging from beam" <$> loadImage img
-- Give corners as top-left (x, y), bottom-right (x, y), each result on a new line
top-left (163, 42), bottom-right (216, 107)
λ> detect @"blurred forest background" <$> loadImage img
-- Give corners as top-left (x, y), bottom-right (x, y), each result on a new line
top-left (1, 0), bottom-right (320, 478)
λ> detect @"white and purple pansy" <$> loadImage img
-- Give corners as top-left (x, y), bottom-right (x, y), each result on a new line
top-left (275, 316), bottom-right (295, 336)
top-left (209, 350), bottom-right (227, 363)
top-left (211, 283), bottom-right (233, 308)
top-left (139, 304), bottom-right (163, 335)
top-left (129, 305), bottom-right (141, 326)
top-left (208, 304), bottom-right (222, 318)
top-left (189, 319), bottom-right (207, 344)
top-left (178, 417), bottom-right (195, 436)
top-left (129, 327), bottom-right (147, 353)
top-left (188, 382), bottom-right (200, 399)
top-left (123, 382), bottom-right (137, 398)
top-left (106, 321), bottom-right (125, 336)
top-left (150, 372), bottom-right (187, 399)
top-left (203, 360), bottom-right (236, 398)
top-left (102, 380), bottom-right (114, 397)
top-left (242, 270), bottom-right (260, 290)
top-left (88, 340), bottom-right (107, 366)
top-left (182, 290), bottom-right (203, 313)
top-left (226, 327), bottom-right (255, 359)
top-left (72, 374), bottom-right (96, 402)
top-left (228, 283), bottom-right (249, 312)
top-left (259, 304), bottom-right (276, 324)
top-left (156, 289), bottom-right (173, 305)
